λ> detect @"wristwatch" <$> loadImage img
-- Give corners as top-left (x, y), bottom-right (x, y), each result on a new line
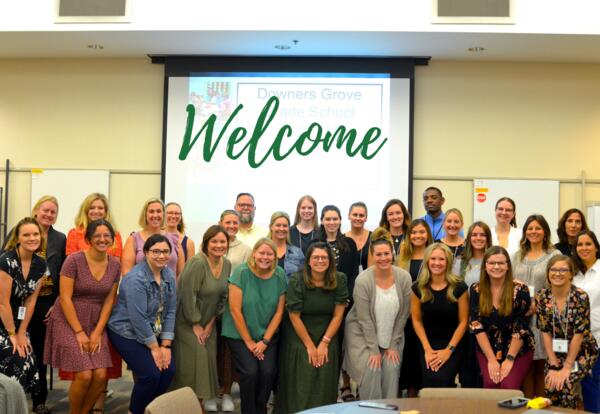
top-left (261, 338), bottom-right (270, 345)
top-left (448, 345), bottom-right (456, 353)
top-left (506, 354), bottom-right (515, 362)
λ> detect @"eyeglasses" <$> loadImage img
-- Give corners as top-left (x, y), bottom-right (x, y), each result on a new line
top-left (236, 203), bottom-right (254, 209)
top-left (549, 268), bottom-right (571, 275)
top-left (496, 207), bottom-right (514, 213)
top-left (166, 212), bottom-right (181, 216)
top-left (486, 261), bottom-right (508, 267)
top-left (310, 256), bottom-right (329, 262)
top-left (149, 249), bottom-right (171, 257)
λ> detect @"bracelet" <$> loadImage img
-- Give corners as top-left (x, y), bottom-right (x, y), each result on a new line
top-left (322, 335), bottom-right (331, 344)
top-left (74, 329), bottom-right (84, 335)
top-left (261, 338), bottom-right (270, 346)
top-left (7, 330), bottom-right (16, 337)
top-left (161, 344), bottom-right (171, 349)
top-left (447, 344), bottom-right (456, 353)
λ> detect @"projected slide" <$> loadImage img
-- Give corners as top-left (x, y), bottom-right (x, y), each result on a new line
top-left (164, 72), bottom-right (410, 239)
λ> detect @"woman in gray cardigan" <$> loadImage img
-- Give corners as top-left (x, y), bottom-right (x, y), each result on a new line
top-left (343, 229), bottom-right (412, 399)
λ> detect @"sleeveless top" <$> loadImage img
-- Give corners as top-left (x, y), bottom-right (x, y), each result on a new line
top-left (132, 231), bottom-right (179, 273)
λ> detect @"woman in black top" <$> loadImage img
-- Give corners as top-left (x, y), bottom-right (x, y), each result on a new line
top-left (345, 202), bottom-right (371, 272)
top-left (315, 205), bottom-right (359, 401)
top-left (290, 195), bottom-right (319, 255)
top-left (555, 208), bottom-right (588, 256)
top-left (378, 199), bottom-right (411, 261)
top-left (411, 243), bottom-right (468, 388)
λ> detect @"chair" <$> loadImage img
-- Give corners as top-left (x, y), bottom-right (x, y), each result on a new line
top-left (0, 373), bottom-right (28, 414)
top-left (419, 387), bottom-right (524, 400)
top-left (144, 386), bottom-right (201, 414)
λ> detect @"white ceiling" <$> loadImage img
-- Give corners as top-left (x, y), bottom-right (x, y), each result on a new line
top-left (1, 30), bottom-right (600, 63)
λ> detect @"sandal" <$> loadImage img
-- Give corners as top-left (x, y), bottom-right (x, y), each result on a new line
top-left (89, 409), bottom-right (104, 414)
top-left (340, 386), bottom-right (356, 402)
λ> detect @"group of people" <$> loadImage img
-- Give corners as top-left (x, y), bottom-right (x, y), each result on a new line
top-left (0, 188), bottom-right (599, 414)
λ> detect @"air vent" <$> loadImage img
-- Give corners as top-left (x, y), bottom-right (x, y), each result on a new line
top-left (432, 0), bottom-right (514, 24)
top-left (55, 0), bottom-right (131, 23)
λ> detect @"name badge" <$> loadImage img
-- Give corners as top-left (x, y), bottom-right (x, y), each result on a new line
top-left (17, 306), bottom-right (26, 320)
top-left (528, 285), bottom-right (535, 298)
top-left (553, 338), bottom-right (568, 353)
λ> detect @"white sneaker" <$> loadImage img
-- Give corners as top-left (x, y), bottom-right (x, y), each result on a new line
top-left (222, 394), bottom-right (235, 412)
top-left (204, 398), bottom-right (218, 412)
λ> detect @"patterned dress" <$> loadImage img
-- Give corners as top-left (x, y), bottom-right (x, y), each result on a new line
top-left (0, 249), bottom-right (49, 393)
top-left (536, 286), bottom-right (599, 408)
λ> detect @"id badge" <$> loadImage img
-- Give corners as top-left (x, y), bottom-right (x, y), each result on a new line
top-left (552, 338), bottom-right (568, 353)
top-left (17, 306), bottom-right (26, 320)
top-left (528, 285), bottom-right (535, 298)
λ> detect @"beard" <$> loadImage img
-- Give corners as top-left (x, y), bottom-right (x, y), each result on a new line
top-left (239, 211), bottom-right (255, 224)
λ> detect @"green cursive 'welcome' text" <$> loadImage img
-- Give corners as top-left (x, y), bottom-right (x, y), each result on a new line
top-left (178, 96), bottom-right (388, 168)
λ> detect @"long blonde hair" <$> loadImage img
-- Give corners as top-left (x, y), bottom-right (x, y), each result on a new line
top-left (4, 217), bottom-right (46, 253)
top-left (74, 193), bottom-right (115, 230)
top-left (32, 195), bottom-right (59, 217)
top-left (396, 219), bottom-right (433, 269)
top-left (417, 243), bottom-right (462, 303)
top-left (137, 198), bottom-right (165, 228)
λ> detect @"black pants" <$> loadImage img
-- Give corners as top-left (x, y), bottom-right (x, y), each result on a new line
top-left (227, 337), bottom-right (278, 414)
top-left (29, 296), bottom-right (54, 406)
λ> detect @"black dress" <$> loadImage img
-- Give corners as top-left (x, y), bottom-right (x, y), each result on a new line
top-left (554, 241), bottom-right (573, 256)
top-left (412, 281), bottom-right (468, 387)
top-left (399, 259), bottom-right (424, 391)
top-left (0, 250), bottom-right (49, 394)
top-left (290, 226), bottom-right (317, 255)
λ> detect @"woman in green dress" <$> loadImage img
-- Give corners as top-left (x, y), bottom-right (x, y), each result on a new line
top-left (274, 241), bottom-right (348, 413)
top-left (171, 225), bottom-right (231, 409)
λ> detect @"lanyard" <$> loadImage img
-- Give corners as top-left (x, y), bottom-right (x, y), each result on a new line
top-left (551, 291), bottom-right (571, 340)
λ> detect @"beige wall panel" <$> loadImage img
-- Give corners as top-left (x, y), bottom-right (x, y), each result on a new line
top-left (109, 173), bottom-right (161, 236)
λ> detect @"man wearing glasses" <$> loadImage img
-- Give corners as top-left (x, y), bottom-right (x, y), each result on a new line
top-left (234, 193), bottom-right (267, 248)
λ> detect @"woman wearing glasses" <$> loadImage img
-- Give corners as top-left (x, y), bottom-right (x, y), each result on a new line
top-left (536, 255), bottom-right (598, 408)
top-left (491, 197), bottom-right (521, 258)
top-left (107, 234), bottom-right (177, 414)
top-left (470, 246), bottom-right (533, 389)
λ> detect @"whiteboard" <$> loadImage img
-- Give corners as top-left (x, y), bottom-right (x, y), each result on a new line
top-left (473, 179), bottom-right (560, 244)
top-left (31, 169), bottom-right (110, 234)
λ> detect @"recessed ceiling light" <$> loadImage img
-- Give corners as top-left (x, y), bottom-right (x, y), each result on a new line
top-left (274, 44), bottom-right (291, 50)
top-left (87, 44), bottom-right (104, 50)
top-left (468, 46), bottom-right (485, 52)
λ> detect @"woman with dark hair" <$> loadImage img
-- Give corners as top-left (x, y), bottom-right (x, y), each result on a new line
top-left (343, 228), bottom-right (412, 399)
top-left (268, 211), bottom-right (304, 278)
top-left (275, 242), bottom-right (348, 413)
top-left (221, 238), bottom-right (286, 414)
top-left (412, 243), bottom-right (468, 388)
top-left (536, 255), bottom-right (598, 408)
top-left (290, 195), bottom-right (318, 255)
top-left (316, 205), bottom-right (359, 401)
top-left (378, 199), bottom-right (411, 260)
top-left (512, 214), bottom-right (559, 398)
top-left (396, 218), bottom-right (433, 397)
top-left (555, 208), bottom-right (589, 256)
top-left (491, 197), bottom-right (521, 258)
top-left (345, 202), bottom-right (371, 272)
top-left (470, 246), bottom-right (533, 389)
top-left (44, 219), bottom-right (120, 414)
top-left (107, 234), bottom-right (177, 414)
top-left (573, 230), bottom-right (600, 413)
top-left (0, 217), bottom-right (48, 397)
top-left (165, 202), bottom-right (196, 262)
top-left (171, 225), bottom-right (231, 410)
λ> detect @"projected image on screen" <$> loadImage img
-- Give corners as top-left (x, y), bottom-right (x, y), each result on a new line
top-left (164, 70), bottom-right (411, 240)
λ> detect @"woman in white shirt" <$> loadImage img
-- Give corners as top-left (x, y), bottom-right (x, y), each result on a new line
top-left (490, 197), bottom-right (521, 258)
top-left (573, 230), bottom-right (600, 413)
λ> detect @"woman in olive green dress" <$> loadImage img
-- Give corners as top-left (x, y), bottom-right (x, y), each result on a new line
top-left (274, 242), bottom-right (348, 413)
top-left (171, 225), bottom-right (231, 408)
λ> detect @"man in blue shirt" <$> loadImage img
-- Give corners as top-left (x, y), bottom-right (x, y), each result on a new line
top-left (421, 186), bottom-right (463, 240)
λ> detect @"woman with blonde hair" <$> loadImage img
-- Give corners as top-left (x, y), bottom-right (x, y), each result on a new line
top-left (66, 193), bottom-right (123, 258)
top-left (268, 211), bottom-right (304, 278)
top-left (121, 198), bottom-right (184, 277)
top-left (290, 195), bottom-right (318, 255)
top-left (470, 246), bottom-right (533, 389)
top-left (165, 202), bottom-right (196, 262)
top-left (438, 208), bottom-right (465, 258)
top-left (221, 238), bottom-right (286, 414)
top-left (411, 243), bottom-right (468, 387)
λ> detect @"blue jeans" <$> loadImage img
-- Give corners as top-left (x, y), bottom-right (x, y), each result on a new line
top-left (108, 329), bottom-right (175, 414)
top-left (583, 358), bottom-right (600, 413)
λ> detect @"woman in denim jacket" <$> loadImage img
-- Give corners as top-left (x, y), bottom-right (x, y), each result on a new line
top-left (108, 234), bottom-right (176, 414)
top-left (268, 212), bottom-right (305, 279)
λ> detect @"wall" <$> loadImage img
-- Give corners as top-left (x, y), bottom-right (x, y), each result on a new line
top-left (2, 58), bottom-right (600, 238)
